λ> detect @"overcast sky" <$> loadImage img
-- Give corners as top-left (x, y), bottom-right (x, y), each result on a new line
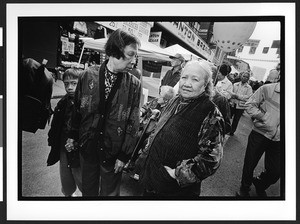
top-left (249, 21), bottom-right (281, 42)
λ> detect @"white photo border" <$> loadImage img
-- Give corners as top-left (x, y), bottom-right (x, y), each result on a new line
top-left (7, 3), bottom-right (296, 221)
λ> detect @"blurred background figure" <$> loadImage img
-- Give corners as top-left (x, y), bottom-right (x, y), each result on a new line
top-left (264, 69), bottom-right (280, 84)
top-left (215, 63), bottom-right (233, 100)
top-left (20, 58), bottom-right (54, 133)
top-left (160, 53), bottom-right (185, 93)
top-left (228, 71), bottom-right (253, 136)
top-left (140, 85), bottom-right (175, 126)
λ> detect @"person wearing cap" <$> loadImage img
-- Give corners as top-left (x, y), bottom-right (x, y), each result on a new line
top-left (160, 53), bottom-right (185, 92)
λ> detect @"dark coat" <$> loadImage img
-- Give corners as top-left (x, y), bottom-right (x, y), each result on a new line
top-left (68, 61), bottom-right (142, 164)
top-left (160, 68), bottom-right (182, 88)
top-left (47, 95), bottom-right (80, 168)
top-left (21, 58), bottom-right (53, 133)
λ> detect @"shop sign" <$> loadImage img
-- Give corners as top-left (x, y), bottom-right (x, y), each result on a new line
top-left (61, 36), bottom-right (75, 55)
top-left (148, 32), bottom-right (162, 46)
top-left (96, 21), bottom-right (152, 42)
top-left (73, 21), bottom-right (87, 34)
top-left (61, 36), bottom-right (69, 55)
top-left (157, 22), bottom-right (211, 59)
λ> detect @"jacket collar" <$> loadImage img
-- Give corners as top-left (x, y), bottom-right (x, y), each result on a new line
top-left (220, 76), bottom-right (229, 83)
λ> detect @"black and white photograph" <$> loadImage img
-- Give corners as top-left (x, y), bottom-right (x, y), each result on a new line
top-left (4, 2), bottom-right (297, 222)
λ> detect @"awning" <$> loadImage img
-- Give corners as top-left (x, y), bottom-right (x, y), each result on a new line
top-left (79, 38), bottom-right (173, 62)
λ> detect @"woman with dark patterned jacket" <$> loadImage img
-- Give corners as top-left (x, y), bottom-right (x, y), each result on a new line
top-left (140, 60), bottom-right (225, 198)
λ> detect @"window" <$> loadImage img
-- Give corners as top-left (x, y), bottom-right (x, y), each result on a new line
top-left (262, 47), bottom-right (269, 54)
top-left (249, 47), bottom-right (257, 54)
top-left (271, 40), bottom-right (280, 48)
top-left (237, 46), bottom-right (244, 53)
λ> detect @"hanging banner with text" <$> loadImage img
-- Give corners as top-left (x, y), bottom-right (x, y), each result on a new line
top-left (157, 22), bottom-right (211, 59)
top-left (96, 21), bottom-right (153, 42)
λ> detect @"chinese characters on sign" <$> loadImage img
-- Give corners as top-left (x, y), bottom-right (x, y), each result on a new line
top-left (96, 21), bottom-right (153, 42)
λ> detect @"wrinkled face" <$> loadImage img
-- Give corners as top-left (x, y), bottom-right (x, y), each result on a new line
top-left (179, 63), bottom-right (206, 99)
top-left (241, 73), bottom-right (250, 84)
top-left (112, 43), bottom-right (138, 73)
top-left (63, 77), bottom-right (78, 96)
top-left (171, 58), bottom-right (182, 67)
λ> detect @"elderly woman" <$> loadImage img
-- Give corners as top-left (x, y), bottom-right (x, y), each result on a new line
top-left (140, 60), bottom-right (225, 197)
top-left (140, 85), bottom-right (175, 125)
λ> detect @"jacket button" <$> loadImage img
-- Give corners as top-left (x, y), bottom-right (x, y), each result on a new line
top-left (103, 160), bottom-right (106, 163)
top-left (100, 148), bottom-right (103, 151)
top-left (100, 132), bottom-right (103, 135)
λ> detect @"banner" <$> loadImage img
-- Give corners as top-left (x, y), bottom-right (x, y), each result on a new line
top-left (157, 22), bottom-right (211, 59)
top-left (97, 21), bottom-right (152, 42)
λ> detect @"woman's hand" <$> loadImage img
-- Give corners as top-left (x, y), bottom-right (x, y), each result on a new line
top-left (65, 138), bottom-right (76, 152)
top-left (114, 159), bottom-right (125, 173)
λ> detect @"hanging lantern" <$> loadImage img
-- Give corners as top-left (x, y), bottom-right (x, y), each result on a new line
top-left (213, 22), bottom-right (257, 53)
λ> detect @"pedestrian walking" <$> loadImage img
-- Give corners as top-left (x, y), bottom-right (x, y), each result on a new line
top-left (65, 29), bottom-right (142, 197)
top-left (47, 68), bottom-right (82, 197)
top-left (160, 53), bottom-right (185, 93)
top-left (236, 81), bottom-right (280, 197)
top-left (140, 60), bottom-right (225, 198)
top-left (228, 71), bottom-right (253, 136)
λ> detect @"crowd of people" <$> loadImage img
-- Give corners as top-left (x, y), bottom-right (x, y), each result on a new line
top-left (44, 28), bottom-right (281, 198)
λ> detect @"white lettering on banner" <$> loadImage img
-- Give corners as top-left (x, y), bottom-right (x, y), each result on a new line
top-left (96, 21), bottom-right (152, 42)
top-left (157, 22), bottom-right (211, 59)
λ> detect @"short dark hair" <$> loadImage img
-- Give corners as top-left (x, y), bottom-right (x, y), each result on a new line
top-left (105, 29), bottom-right (141, 59)
top-left (62, 68), bottom-right (81, 81)
top-left (219, 63), bottom-right (231, 76)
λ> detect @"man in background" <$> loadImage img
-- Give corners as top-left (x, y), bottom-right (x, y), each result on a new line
top-left (160, 53), bottom-right (185, 93)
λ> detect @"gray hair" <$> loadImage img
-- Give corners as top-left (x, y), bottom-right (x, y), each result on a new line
top-left (183, 60), bottom-right (214, 99)
top-left (160, 85), bottom-right (175, 100)
top-left (266, 69), bottom-right (280, 83)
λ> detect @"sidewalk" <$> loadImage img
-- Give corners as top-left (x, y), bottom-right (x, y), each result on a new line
top-left (52, 80), bottom-right (66, 99)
